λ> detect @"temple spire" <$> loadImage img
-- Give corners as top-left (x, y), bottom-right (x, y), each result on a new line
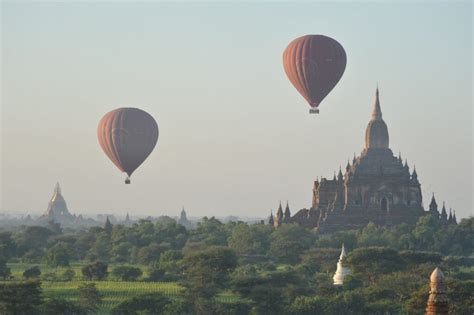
top-left (55, 182), bottom-right (61, 193)
top-left (425, 267), bottom-right (448, 314)
top-left (371, 86), bottom-right (383, 120)
top-left (333, 244), bottom-right (351, 286)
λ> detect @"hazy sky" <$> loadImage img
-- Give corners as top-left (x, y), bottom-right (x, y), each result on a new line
top-left (1, 1), bottom-right (472, 219)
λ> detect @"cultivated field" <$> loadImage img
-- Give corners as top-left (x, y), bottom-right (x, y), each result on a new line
top-left (5, 263), bottom-right (239, 313)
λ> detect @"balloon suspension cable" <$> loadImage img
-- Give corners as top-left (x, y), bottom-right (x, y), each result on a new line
top-left (125, 177), bottom-right (131, 185)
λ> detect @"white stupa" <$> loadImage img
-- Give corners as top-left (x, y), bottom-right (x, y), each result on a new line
top-left (333, 244), bottom-right (352, 286)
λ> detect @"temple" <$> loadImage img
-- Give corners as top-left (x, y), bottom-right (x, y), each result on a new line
top-left (269, 89), bottom-right (457, 232)
top-left (333, 244), bottom-right (352, 285)
top-left (425, 267), bottom-right (448, 315)
top-left (39, 183), bottom-right (75, 225)
top-left (177, 207), bottom-right (192, 229)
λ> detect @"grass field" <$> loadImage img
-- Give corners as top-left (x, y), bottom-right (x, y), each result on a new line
top-left (5, 263), bottom-right (239, 314)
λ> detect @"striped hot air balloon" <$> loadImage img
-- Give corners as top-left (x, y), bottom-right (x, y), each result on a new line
top-left (97, 108), bottom-right (158, 184)
top-left (283, 35), bottom-right (347, 114)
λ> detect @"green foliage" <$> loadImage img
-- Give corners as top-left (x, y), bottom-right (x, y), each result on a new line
top-left (111, 293), bottom-right (170, 315)
top-left (41, 298), bottom-right (86, 315)
top-left (81, 261), bottom-right (108, 280)
top-left (0, 281), bottom-right (43, 314)
top-left (60, 268), bottom-right (76, 281)
top-left (399, 250), bottom-right (442, 268)
top-left (23, 266), bottom-right (41, 279)
top-left (44, 242), bottom-right (71, 267)
top-left (268, 224), bottom-right (314, 263)
top-left (0, 232), bottom-right (16, 260)
top-left (290, 296), bottom-right (326, 314)
top-left (299, 247), bottom-right (340, 274)
top-left (181, 245), bottom-right (237, 299)
top-left (136, 243), bottom-right (168, 265)
top-left (0, 259), bottom-right (11, 280)
top-left (15, 226), bottom-right (54, 261)
top-left (447, 279), bottom-right (474, 315)
top-left (228, 223), bottom-right (271, 256)
top-left (112, 266), bottom-right (143, 281)
top-left (190, 217), bottom-right (230, 246)
top-left (231, 269), bottom-right (309, 314)
top-left (347, 247), bottom-right (405, 283)
top-left (78, 282), bottom-right (102, 313)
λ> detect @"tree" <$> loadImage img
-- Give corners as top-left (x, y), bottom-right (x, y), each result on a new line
top-left (41, 298), bottom-right (86, 315)
top-left (112, 266), bottom-right (143, 281)
top-left (347, 247), bottom-right (405, 284)
top-left (290, 296), bottom-right (327, 315)
top-left (60, 269), bottom-right (76, 281)
top-left (81, 262), bottom-right (108, 280)
top-left (44, 243), bottom-right (71, 267)
top-left (15, 226), bottom-right (54, 260)
top-left (110, 242), bottom-right (131, 263)
top-left (0, 259), bottom-right (11, 280)
top-left (228, 223), bottom-right (271, 256)
top-left (268, 224), bottom-right (313, 264)
top-left (190, 217), bottom-right (229, 246)
top-left (399, 250), bottom-right (442, 267)
top-left (78, 283), bottom-right (102, 313)
top-left (232, 269), bottom-right (308, 314)
top-left (136, 243), bottom-right (168, 265)
top-left (23, 266), bottom-right (41, 279)
top-left (0, 232), bottom-right (16, 260)
top-left (298, 248), bottom-right (340, 274)
top-left (88, 232), bottom-right (111, 262)
top-left (0, 281), bottom-right (43, 314)
top-left (181, 246), bottom-right (237, 299)
top-left (111, 293), bottom-right (170, 315)
top-left (155, 221), bottom-right (189, 249)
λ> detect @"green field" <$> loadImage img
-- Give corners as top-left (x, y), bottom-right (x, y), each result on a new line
top-left (5, 263), bottom-right (239, 314)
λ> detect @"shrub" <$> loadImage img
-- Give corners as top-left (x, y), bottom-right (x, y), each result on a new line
top-left (23, 266), bottom-right (41, 279)
top-left (112, 266), bottom-right (143, 281)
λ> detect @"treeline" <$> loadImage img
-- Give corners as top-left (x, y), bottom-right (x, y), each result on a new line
top-left (0, 216), bottom-right (473, 314)
top-left (1, 215), bottom-right (472, 266)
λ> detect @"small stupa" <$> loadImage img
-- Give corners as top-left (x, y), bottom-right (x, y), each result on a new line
top-left (425, 267), bottom-right (449, 315)
top-left (333, 244), bottom-right (352, 286)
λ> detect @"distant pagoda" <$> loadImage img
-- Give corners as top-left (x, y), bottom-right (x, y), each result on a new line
top-left (40, 183), bottom-right (74, 223)
top-left (333, 244), bottom-right (352, 285)
top-left (425, 267), bottom-right (449, 315)
top-left (177, 207), bottom-right (192, 228)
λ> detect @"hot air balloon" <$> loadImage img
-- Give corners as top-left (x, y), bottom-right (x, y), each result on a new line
top-left (283, 35), bottom-right (346, 114)
top-left (97, 108), bottom-right (159, 184)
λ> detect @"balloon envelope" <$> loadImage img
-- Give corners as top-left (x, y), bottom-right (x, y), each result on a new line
top-left (97, 108), bottom-right (158, 180)
top-left (283, 35), bottom-right (346, 110)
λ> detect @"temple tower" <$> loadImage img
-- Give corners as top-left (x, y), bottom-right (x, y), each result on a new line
top-left (333, 244), bottom-right (352, 285)
top-left (425, 267), bottom-right (448, 315)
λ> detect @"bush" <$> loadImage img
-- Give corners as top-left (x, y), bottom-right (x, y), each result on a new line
top-left (82, 261), bottom-right (108, 280)
top-left (399, 250), bottom-right (442, 266)
top-left (41, 298), bottom-right (86, 315)
top-left (112, 266), bottom-right (143, 281)
top-left (23, 266), bottom-right (41, 279)
top-left (42, 272), bottom-right (59, 281)
top-left (60, 268), bottom-right (75, 281)
top-left (111, 293), bottom-right (170, 315)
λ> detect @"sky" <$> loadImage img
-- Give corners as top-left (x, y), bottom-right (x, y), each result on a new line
top-left (1, 1), bottom-right (472, 219)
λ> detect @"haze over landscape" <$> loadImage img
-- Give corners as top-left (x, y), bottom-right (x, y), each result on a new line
top-left (1, 1), bottom-right (472, 219)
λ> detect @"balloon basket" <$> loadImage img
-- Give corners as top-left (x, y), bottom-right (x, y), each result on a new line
top-left (309, 108), bottom-right (320, 114)
top-left (125, 178), bottom-right (131, 184)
